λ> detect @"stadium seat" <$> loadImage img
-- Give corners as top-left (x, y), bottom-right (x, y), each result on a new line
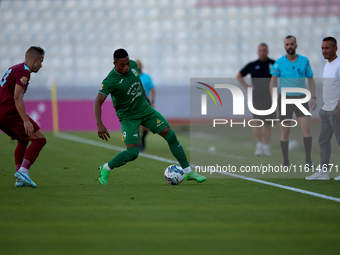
top-left (0, 0), bottom-right (339, 88)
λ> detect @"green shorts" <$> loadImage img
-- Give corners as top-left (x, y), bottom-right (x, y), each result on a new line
top-left (121, 108), bottom-right (170, 145)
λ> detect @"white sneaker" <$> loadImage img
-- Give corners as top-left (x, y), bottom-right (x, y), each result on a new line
top-left (288, 139), bottom-right (298, 151)
top-left (262, 144), bottom-right (271, 156)
top-left (334, 175), bottom-right (340, 181)
top-left (254, 142), bottom-right (262, 156)
top-left (305, 171), bottom-right (330, 180)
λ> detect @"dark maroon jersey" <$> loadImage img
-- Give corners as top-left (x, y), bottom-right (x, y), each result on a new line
top-left (0, 63), bottom-right (31, 106)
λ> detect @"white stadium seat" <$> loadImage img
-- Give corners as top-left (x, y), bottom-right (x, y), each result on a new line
top-left (0, 0), bottom-right (339, 87)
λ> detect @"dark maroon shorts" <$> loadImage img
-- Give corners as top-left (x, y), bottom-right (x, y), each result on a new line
top-left (0, 104), bottom-right (40, 141)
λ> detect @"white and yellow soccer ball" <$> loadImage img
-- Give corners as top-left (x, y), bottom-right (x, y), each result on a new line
top-left (164, 165), bottom-right (185, 185)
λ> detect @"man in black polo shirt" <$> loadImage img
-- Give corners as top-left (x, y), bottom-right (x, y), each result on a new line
top-left (237, 43), bottom-right (276, 156)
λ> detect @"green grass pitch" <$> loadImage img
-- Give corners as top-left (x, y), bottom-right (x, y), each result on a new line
top-left (0, 123), bottom-right (340, 255)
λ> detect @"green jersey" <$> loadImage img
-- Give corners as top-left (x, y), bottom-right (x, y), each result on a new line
top-left (99, 60), bottom-right (151, 120)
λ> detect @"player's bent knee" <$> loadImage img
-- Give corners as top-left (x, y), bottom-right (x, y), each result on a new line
top-left (163, 129), bottom-right (176, 143)
top-left (301, 128), bottom-right (310, 137)
top-left (33, 138), bottom-right (47, 151)
top-left (159, 126), bottom-right (171, 138)
top-left (29, 129), bottom-right (45, 140)
top-left (34, 137), bottom-right (47, 145)
top-left (304, 131), bottom-right (311, 137)
top-left (127, 147), bottom-right (139, 161)
top-left (281, 127), bottom-right (290, 136)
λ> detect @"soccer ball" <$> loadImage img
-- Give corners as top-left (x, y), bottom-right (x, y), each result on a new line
top-left (164, 165), bottom-right (185, 185)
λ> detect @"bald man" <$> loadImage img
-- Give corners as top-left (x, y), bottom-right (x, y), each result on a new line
top-left (237, 43), bottom-right (276, 156)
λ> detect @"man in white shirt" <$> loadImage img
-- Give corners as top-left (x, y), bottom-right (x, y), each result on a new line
top-left (306, 37), bottom-right (340, 180)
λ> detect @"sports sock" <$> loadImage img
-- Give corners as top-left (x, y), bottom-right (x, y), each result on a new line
top-left (303, 136), bottom-right (312, 162)
top-left (104, 163), bottom-right (112, 171)
top-left (23, 138), bottom-right (46, 168)
top-left (164, 129), bottom-right (190, 169)
top-left (15, 164), bottom-right (21, 172)
top-left (183, 166), bottom-right (191, 174)
top-left (15, 140), bottom-right (29, 171)
top-left (280, 140), bottom-right (289, 164)
top-left (108, 146), bottom-right (139, 169)
top-left (18, 167), bottom-right (29, 175)
top-left (21, 159), bottom-right (32, 170)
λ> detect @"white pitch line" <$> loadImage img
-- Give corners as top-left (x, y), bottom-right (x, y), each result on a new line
top-left (55, 132), bottom-right (340, 203)
top-left (217, 171), bottom-right (340, 203)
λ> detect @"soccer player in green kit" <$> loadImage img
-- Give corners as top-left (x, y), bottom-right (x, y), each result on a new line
top-left (94, 49), bottom-right (206, 185)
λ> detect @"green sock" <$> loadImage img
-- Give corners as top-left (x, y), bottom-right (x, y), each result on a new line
top-left (108, 147), bottom-right (139, 169)
top-left (164, 129), bottom-right (190, 169)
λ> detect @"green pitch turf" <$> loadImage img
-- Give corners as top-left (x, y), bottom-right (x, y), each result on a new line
top-left (0, 123), bottom-right (340, 255)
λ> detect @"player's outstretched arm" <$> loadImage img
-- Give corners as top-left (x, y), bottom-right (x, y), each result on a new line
top-left (14, 84), bottom-right (34, 137)
top-left (308, 77), bottom-right (317, 111)
top-left (94, 92), bottom-right (110, 141)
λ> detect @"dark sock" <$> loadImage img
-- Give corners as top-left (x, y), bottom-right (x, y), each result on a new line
top-left (303, 136), bottom-right (312, 162)
top-left (280, 140), bottom-right (289, 165)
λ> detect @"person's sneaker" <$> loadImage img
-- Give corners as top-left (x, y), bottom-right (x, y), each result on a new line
top-left (15, 179), bottom-right (27, 187)
top-left (98, 164), bottom-right (111, 185)
top-left (184, 171), bottom-right (206, 183)
top-left (262, 145), bottom-right (271, 156)
top-left (14, 171), bottom-right (37, 188)
top-left (305, 171), bottom-right (330, 180)
top-left (254, 143), bottom-right (263, 156)
top-left (334, 175), bottom-right (340, 181)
